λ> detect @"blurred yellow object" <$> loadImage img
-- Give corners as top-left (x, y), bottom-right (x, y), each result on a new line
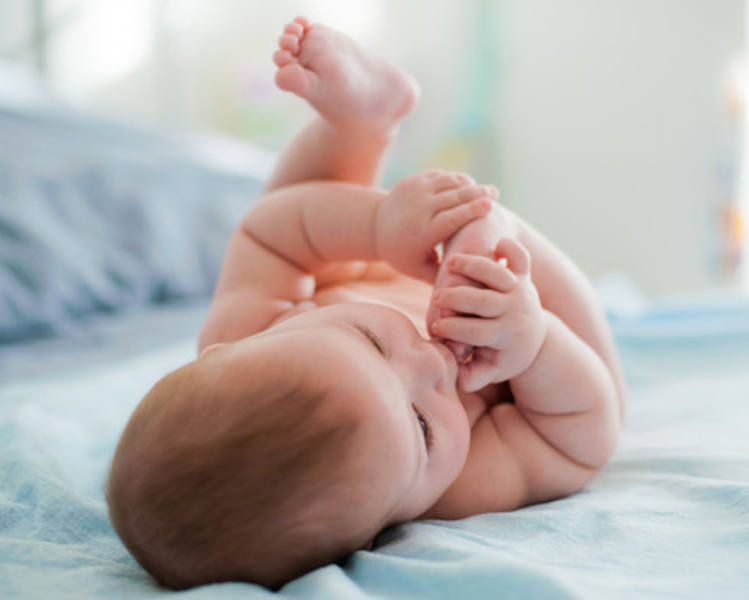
top-left (427, 136), bottom-right (474, 172)
top-left (720, 203), bottom-right (744, 277)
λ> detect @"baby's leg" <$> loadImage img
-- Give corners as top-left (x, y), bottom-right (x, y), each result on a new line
top-left (266, 17), bottom-right (419, 191)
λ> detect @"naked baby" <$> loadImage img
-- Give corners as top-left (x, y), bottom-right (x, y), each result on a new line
top-left (107, 17), bottom-right (625, 590)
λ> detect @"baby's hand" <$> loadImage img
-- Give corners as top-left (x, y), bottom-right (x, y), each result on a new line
top-left (430, 238), bottom-right (546, 392)
top-left (427, 202), bottom-right (509, 362)
top-left (375, 171), bottom-right (496, 282)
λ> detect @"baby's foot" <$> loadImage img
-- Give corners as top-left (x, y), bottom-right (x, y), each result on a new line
top-left (273, 17), bottom-right (420, 136)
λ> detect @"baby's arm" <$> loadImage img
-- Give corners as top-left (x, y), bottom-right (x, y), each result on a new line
top-left (426, 246), bottom-right (620, 517)
top-left (423, 204), bottom-right (624, 516)
top-left (249, 172), bottom-right (493, 280)
top-left (430, 203), bottom-right (625, 413)
top-left (433, 244), bottom-right (619, 465)
top-left (200, 172), bottom-right (492, 348)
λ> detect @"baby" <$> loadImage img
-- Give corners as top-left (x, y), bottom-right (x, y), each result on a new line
top-left (107, 17), bottom-right (625, 591)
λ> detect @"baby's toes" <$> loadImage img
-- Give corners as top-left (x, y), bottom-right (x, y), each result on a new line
top-left (273, 49), bottom-right (295, 68)
top-left (275, 63), bottom-right (312, 96)
top-left (293, 16), bottom-right (310, 30)
top-left (278, 33), bottom-right (300, 55)
top-left (284, 21), bottom-right (305, 37)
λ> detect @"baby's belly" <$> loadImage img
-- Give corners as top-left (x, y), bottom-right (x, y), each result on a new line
top-left (313, 277), bottom-right (433, 337)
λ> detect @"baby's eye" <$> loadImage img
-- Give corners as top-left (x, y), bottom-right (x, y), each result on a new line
top-left (414, 408), bottom-right (433, 449)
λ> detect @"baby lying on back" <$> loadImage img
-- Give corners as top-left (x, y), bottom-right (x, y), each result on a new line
top-left (107, 17), bottom-right (625, 590)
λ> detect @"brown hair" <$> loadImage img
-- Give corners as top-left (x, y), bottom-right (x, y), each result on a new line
top-left (107, 349), bottom-right (370, 589)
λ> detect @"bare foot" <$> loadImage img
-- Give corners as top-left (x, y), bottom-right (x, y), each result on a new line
top-left (273, 17), bottom-right (420, 136)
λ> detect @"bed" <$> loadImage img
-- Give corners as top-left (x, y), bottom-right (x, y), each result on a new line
top-left (2, 61), bottom-right (749, 600)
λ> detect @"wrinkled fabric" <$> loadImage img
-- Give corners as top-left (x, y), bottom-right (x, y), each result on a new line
top-left (0, 77), bottom-right (270, 342)
top-left (1, 295), bottom-right (748, 599)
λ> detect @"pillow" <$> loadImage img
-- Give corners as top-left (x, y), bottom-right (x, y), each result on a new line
top-left (0, 76), bottom-right (272, 342)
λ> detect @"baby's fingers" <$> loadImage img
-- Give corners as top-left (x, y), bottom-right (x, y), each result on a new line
top-left (447, 253), bottom-right (517, 293)
top-left (428, 199), bottom-right (492, 246)
top-left (434, 286), bottom-right (507, 318)
top-left (494, 237), bottom-right (531, 276)
top-left (431, 315), bottom-right (499, 347)
top-left (428, 171), bottom-right (476, 192)
top-left (434, 184), bottom-right (498, 212)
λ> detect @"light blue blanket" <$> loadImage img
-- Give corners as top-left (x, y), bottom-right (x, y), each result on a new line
top-left (1, 293), bottom-right (748, 600)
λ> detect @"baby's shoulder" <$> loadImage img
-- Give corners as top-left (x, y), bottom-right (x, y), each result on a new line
top-left (430, 397), bottom-right (601, 519)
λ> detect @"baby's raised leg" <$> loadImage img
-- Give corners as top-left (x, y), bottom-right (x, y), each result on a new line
top-left (266, 17), bottom-right (419, 191)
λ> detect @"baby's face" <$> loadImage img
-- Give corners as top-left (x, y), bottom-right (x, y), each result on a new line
top-left (204, 302), bottom-right (471, 527)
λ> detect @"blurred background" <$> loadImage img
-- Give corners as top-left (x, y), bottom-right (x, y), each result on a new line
top-left (1, 0), bottom-right (746, 299)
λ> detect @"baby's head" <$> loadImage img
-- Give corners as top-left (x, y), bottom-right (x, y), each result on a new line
top-left (107, 302), bottom-right (470, 589)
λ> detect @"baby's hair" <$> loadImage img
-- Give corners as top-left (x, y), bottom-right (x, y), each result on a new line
top-left (107, 348), bottom-right (367, 589)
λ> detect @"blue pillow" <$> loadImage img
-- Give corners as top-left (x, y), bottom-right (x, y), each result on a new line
top-left (0, 101), bottom-right (268, 342)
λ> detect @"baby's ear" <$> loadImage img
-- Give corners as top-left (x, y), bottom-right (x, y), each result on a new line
top-left (493, 237), bottom-right (531, 276)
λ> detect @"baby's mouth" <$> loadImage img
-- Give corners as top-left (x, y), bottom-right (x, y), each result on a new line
top-left (445, 341), bottom-right (474, 365)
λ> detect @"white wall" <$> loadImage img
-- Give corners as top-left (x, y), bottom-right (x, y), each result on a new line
top-left (494, 0), bottom-right (745, 297)
top-left (0, 1), bottom-right (36, 67)
top-left (2, 0), bottom-right (745, 298)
